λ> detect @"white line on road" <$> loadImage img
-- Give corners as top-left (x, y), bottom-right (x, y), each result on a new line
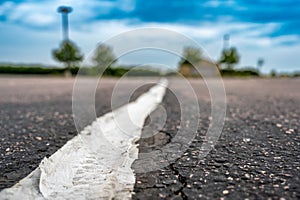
top-left (0, 79), bottom-right (168, 200)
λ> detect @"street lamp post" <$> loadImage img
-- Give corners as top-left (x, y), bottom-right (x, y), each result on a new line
top-left (57, 6), bottom-right (73, 41)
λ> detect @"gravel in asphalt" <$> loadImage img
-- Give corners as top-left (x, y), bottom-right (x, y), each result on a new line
top-left (1, 77), bottom-right (299, 199)
top-left (0, 76), bottom-right (156, 191)
top-left (133, 78), bottom-right (300, 200)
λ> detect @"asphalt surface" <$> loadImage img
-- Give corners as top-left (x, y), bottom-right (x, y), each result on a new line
top-left (0, 77), bottom-right (299, 199)
top-left (0, 76), bottom-right (156, 190)
top-left (133, 78), bottom-right (300, 199)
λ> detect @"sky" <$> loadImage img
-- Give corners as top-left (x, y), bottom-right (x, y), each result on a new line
top-left (0, 0), bottom-right (300, 73)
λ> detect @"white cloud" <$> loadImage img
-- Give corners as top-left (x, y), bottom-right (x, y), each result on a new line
top-left (6, 2), bottom-right (56, 26)
top-left (117, 0), bottom-right (136, 12)
top-left (203, 0), bottom-right (236, 8)
top-left (1, 0), bottom-right (122, 27)
top-left (202, 0), bottom-right (247, 11)
top-left (68, 20), bottom-right (300, 73)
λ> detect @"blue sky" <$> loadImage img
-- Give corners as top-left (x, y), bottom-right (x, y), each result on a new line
top-left (0, 0), bottom-right (299, 73)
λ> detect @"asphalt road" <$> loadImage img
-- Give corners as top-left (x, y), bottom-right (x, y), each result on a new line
top-left (0, 76), bottom-right (156, 190)
top-left (0, 77), bottom-right (299, 199)
top-left (133, 78), bottom-right (300, 199)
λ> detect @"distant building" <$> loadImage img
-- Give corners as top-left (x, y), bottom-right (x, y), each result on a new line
top-left (178, 59), bottom-right (219, 77)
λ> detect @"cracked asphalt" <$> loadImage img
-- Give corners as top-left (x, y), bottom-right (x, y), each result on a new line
top-left (133, 78), bottom-right (300, 199)
top-left (0, 76), bottom-right (156, 191)
top-left (0, 77), bottom-right (299, 199)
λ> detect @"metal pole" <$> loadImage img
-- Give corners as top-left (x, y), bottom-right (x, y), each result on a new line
top-left (62, 13), bottom-right (69, 40)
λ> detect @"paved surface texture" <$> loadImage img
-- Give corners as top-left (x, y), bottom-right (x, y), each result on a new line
top-left (133, 78), bottom-right (300, 199)
top-left (1, 77), bottom-right (299, 199)
top-left (0, 76), bottom-right (156, 191)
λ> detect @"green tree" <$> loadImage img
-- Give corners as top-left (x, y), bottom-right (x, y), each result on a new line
top-left (270, 69), bottom-right (277, 77)
top-left (179, 46), bottom-right (202, 66)
top-left (219, 47), bottom-right (240, 69)
top-left (52, 40), bottom-right (83, 76)
top-left (92, 44), bottom-right (117, 74)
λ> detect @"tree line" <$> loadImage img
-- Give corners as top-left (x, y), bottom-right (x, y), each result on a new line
top-left (1, 39), bottom-right (295, 77)
top-left (52, 39), bottom-right (243, 76)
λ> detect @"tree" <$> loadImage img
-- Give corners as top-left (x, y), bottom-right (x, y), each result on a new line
top-left (270, 69), bottom-right (277, 77)
top-left (92, 44), bottom-right (117, 73)
top-left (219, 47), bottom-right (240, 69)
top-left (179, 46), bottom-right (202, 66)
top-left (52, 40), bottom-right (83, 76)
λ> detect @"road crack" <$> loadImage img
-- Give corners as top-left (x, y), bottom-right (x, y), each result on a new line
top-left (170, 163), bottom-right (188, 200)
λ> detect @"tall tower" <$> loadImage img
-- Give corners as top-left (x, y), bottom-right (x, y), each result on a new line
top-left (57, 6), bottom-right (73, 41)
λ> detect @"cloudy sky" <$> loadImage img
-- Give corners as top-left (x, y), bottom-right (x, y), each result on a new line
top-left (0, 0), bottom-right (299, 73)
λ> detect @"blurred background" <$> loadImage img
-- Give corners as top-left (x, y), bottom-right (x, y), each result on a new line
top-left (0, 0), bottom-right (299, 77)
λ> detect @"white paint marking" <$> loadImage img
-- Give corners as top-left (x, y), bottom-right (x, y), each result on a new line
top-left (0, 79), bottom-right (168, 200)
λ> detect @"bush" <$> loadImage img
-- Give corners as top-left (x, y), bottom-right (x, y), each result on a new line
top-left (221, 68), bottom-right (259, 77)
top-left (0, 64), bottom-right (162, 77)
top-left (0, 65), bottom-right (79, 75)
